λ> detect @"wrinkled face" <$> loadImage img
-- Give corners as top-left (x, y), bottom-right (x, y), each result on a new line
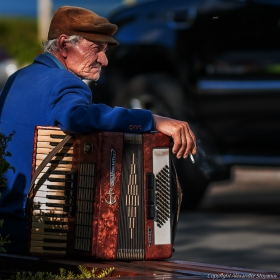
top-left (65, 38), bottom-right (108, 81)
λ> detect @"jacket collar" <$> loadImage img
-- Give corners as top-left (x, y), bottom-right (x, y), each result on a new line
top-left (33, 53), bottom-right (66, 70)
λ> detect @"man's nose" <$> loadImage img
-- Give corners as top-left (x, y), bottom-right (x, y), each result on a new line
top-left (97, 52), bottom-right (108, 66)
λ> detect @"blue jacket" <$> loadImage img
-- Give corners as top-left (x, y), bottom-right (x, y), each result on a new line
top-left (0, 53), bottom-right (154, 253)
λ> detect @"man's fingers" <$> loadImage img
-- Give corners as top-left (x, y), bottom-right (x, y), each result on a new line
top-left (184, 126), bottom-right (196, 157)
top-left (172, 132), bottom-right (184, 158)
top-left (153, 114), bottom-right (197, 159)
top-left (172, 125), bottom-right (195, 159)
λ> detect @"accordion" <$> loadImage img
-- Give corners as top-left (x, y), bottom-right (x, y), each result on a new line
top-left (26, 126), bottom-right (182, 260)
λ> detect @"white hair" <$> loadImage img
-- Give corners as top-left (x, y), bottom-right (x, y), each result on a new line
top-left (43, 35), bottom-right (83, 53)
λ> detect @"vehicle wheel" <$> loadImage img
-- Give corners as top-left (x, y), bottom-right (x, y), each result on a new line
top-left (113, 73), bottom-right (194, 120)
top-left (113, 73), bottom-right (209, 209)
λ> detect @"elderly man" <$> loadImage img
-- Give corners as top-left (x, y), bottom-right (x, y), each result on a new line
top-left (0, 6), bottom-right (196, 253)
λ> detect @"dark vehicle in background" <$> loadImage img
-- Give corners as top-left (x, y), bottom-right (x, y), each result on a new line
top-left (89, 0), bottom-right (280, 208)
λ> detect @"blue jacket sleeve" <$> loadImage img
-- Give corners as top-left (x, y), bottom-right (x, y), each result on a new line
top-left (47, 73), bottom-right (154, 134)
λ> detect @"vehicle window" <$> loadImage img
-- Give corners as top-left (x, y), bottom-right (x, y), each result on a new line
top-left (191, 2), bottom-right (280, 80)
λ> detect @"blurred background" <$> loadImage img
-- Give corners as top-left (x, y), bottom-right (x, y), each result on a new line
top-left (1, 0), bottom-right (280, 273)
top-left (0, 0), bottom-right (152, 87)
top-left (0, 0), bottom-right (148, 87)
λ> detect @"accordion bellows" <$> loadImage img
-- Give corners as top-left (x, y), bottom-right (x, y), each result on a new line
top-left (27, 126), bottom-right (182, 260)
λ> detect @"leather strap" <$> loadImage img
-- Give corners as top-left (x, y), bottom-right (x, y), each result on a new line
top-left (171, 159), bottom-right (183, 245)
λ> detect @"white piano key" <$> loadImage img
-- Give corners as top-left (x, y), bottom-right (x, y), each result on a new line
top-left (36, 167), bottom-right (73, 174)
top-left (34, 179), bottom-right (67, 186)
top-left (29, 247), bottom-right (66, 254)
top-left (36, 154), bottom-right (73, 161)
top-left (31, 228), bottom-right (67, 236)
top-left (32, 209), bottom-right (67, 216)
top-left (33, 197), bottom-right (65, 204)
top-left (30, 233), bottom-right (67, 241)
top-left (36, 142), bottom-right (62, 149)
top-left (35, 173), bottom-right (68, 180)
top-left (36, 147), bottom-right (73, 155)
top-left (32, 215), bottom-right (68, 223)
top-left (30, 240), bottom-right (67, 248)
top-left (32, 204), bottom-right (65, 211)
top-left (35, 189), bottom-right (65, 197)
top-left (37, 135), bottom-right (73, 143)
top-left (35, 160), bottom-right (72, 169)
top-left (37, 129), bottom-right (68, 136)
top-left (32, 219), bottom-right (67, 227)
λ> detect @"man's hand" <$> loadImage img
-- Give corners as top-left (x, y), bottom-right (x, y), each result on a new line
top-left (153, 114), bottom-right (196, 159)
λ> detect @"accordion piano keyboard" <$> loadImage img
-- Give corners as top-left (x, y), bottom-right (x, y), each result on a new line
top-left (30, 129), bottom-right (74, 254)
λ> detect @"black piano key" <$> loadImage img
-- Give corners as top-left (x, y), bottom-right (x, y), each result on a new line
top-left (50, 134), bottom-right (66, 139)
top-left (45, 213), bottom-right (68, 218)
top-left (43, 246), bottom-right (66, 251)
top-left (43, 238), bottom-right (67, 243)
top-left (46, 203), bottom-right (64, 208)
top-left (48, 178), bottom-right (68, 182)
top-left (47, 185), bottom-right (66, 190)
top-left (44, 228), bottom-right (67, 233)
top-left (49, 170), bottom-right (70, 175)
top-left (44, 221), bottom-right (68, 225)
top-left (55, 152), bottom-right (73, 157)
top-left (46, 195), bottom-right (65, 200)
top-left (50, 160), bottom-right (72, 165)
top-left (50, 142), bottom-right (72, 147)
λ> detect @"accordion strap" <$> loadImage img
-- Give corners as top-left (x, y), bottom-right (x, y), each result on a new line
top-left (171, 159), bottom-right (183, 245)
top-left (26, 134), bottom-right (73, 217)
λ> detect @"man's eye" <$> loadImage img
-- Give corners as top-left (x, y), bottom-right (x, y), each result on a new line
top-left (95, 47), bottom-right (103, 53)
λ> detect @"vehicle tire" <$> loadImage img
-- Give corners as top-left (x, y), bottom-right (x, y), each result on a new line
top-left (113, 73), bottom-right (195, 120)
top-left (113, 73), bottom-right (209, 209)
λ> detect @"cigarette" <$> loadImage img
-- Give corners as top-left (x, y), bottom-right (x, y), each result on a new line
top-left (189, 154), bottom-right (195, 164)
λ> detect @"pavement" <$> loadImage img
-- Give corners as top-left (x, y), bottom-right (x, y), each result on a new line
top-left (172, 166), bottom-right (280, 272)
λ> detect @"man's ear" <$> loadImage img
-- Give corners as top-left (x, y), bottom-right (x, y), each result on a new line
top-left (57, 34), bottom-right (69, 58)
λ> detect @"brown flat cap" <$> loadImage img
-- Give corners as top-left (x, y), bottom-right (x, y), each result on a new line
top-left (48, 6), bottom-right (119, 46)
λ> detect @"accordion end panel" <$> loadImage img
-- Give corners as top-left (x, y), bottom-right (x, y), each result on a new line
top-left (143, 132), bottom-right (174, 260)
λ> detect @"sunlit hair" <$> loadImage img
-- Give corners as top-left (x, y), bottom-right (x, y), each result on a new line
top-left (43, 35), bottom-right (83, 53)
